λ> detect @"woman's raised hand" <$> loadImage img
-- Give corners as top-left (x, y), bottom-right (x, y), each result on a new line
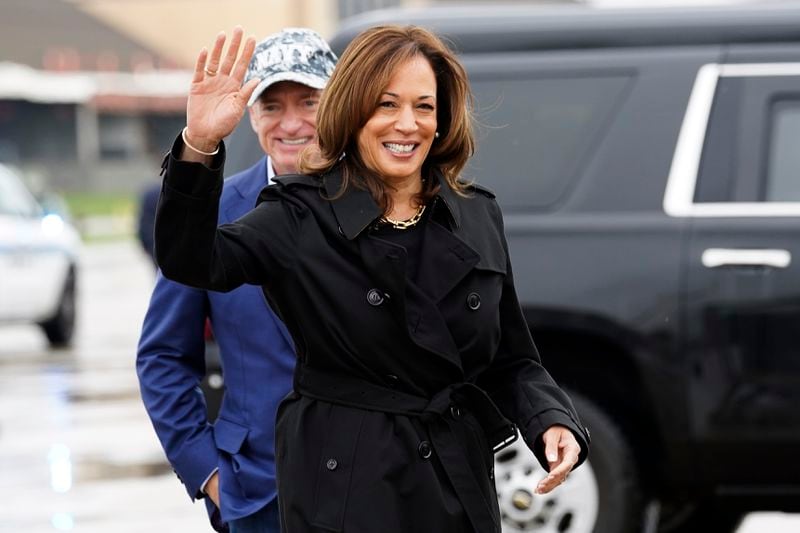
top-left (185, 27), bottom-right (260, 153)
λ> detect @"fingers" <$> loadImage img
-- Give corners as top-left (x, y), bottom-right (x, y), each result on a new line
top-left (543, 428), bottom-right (561, 471)
top-left (535, 427), bottom-right (581, 494)
top-left (192, 48), bottom-right (208, 84)
top-left (232, 35), bottom-right (257, 83)
top-left (220, 26), bottom-right (243, 76)
top-left (240, 77), bottom-right (261, 104)
top-left (205, 31), bottom-right (226, 76)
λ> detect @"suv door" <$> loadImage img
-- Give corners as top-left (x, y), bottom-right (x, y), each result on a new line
top-left (676, 62), bottom-right (800, 486)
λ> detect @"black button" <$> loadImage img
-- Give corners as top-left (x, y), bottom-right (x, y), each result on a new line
top-left (366, 288), bottom-right (384, 306)
top-left (326, 458), bottom-right (338, 471)
top-left (386, 374), bottom-right (399, 388)
top-left (467, 292), bottom-right (481, 310)
top-left (450, 405), bottom-right (461, 419)
top-left (418, 441), bottom-right (432, 460)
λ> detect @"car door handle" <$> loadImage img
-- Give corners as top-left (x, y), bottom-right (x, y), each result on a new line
top-left (701, 248), bottom-right (792, 269)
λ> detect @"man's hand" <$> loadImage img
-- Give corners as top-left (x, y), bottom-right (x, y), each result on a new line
top-left (535, 424), bottom-right (581, 494)
top-left (204, 471), bottom-right (221, 508)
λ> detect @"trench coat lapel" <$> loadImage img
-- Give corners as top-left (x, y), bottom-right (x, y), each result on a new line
top-left (323, 170), bottom-right (486, 372)
top-left (415, 217), bottom-right (479, 303)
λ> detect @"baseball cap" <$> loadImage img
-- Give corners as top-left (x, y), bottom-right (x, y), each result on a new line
top-left (244, 28), bottom-right (338, 107)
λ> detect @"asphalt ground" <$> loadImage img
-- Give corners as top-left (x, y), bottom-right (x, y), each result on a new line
top-left (0, 240), bottom-right (797, 532)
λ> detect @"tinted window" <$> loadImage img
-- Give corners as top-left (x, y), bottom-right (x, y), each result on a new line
top-left (696, 73), bottom-right (800, 205)
top-left (694, 78), bottom-right (742, 203)
top-left (766, 99), bottom-right (800, 201)
top-left (466, 74), bottom-right (631, 211)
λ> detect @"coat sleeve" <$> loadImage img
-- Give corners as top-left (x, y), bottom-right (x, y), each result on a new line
top-left (476, 201), bottom-right (590, 471)
top-left (136, 271), bottom-right (218, 500)
top-left (154, 134), bottom-right (304, 292)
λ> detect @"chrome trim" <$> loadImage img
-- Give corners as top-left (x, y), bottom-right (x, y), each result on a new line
top-left (663, 63), bottom-right (720, 217)
top-left (664, 62), bottom-right (800, 218)
top-left (701, 248), bottom-right (791, 269)
top-left (719, 63), bottom-right (800, 77)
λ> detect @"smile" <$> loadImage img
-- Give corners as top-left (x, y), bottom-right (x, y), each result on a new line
top-left (384, 142), bottom-right (417, 154)
top-left (281, 137), bottom-right (311, 146)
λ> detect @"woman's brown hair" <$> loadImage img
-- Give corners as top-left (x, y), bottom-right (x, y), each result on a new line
top-left (300, 25), bottom-right (475, 211)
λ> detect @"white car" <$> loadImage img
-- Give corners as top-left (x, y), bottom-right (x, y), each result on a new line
top-left (0, 163), bottom-right (80, 347)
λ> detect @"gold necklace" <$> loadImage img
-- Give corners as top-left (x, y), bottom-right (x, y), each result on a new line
top-left (380, 204), bottom-right (426, 230)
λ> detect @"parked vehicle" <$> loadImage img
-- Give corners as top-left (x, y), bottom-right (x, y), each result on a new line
top-left (325, 3), bottom-right (800, 533)
top-left (0, 163), bottom-right (80, 347)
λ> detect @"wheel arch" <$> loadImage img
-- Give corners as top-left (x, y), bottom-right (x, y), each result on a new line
top-left (524, 307), bottom-right (666, 495)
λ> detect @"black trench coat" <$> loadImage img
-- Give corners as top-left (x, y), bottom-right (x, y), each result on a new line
top-left (155, 139), bottom-right (590, 533)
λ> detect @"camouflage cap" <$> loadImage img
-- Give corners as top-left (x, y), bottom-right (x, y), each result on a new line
top-left (244, 28), bottom-right (337, 107)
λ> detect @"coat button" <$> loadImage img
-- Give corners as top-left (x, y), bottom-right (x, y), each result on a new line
top-left (386, 374), bottom-right (400, 388)
top-left (467, 292), bottom-right (481, 310)
top-left (418, 441), bottom-right (432, 460)
top-left (450, 405), bottom-right (461, 419)
top-left (366, 288), bottom-right (384, 306)
top-left (326, 458), bottom-right (338, 471)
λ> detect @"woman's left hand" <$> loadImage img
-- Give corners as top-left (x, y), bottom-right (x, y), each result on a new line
top-left (535, 424), bottom-right (582, 494)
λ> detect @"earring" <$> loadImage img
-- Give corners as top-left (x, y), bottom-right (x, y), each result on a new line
top-left (434, 131), bottom-right (440, 139)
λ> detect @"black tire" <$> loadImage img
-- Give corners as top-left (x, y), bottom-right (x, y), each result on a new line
top-left (571, 392), bottom-right (644, 533)
top-left (40, 269), bottom-right (76, 348)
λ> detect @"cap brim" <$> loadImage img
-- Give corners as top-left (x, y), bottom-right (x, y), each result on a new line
top-left (246, 72), bottom-right (328, 107)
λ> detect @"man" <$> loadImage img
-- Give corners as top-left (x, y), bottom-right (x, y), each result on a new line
top-left (137, 28), bottom-right (337, 533)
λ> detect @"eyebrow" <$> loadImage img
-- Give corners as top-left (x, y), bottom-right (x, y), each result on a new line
top-left (382, 91), bottom-right (435, 100)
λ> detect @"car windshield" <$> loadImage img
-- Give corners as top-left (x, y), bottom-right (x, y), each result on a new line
top-left (0, 166), bottom-right (43, 218)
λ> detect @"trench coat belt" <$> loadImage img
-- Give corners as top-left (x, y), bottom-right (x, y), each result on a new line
top-left (295, 365), bottom-right (518, 533)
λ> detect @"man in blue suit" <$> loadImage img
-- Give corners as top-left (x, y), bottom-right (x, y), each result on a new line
top-left (137, 28), bottom-right (337, 533)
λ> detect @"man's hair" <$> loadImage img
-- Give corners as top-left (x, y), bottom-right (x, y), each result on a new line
top-left (300, 25), bottom-right (475, 210)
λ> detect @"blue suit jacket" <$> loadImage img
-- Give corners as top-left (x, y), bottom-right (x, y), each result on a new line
top-left (137, 156), bottom-right (295, 525)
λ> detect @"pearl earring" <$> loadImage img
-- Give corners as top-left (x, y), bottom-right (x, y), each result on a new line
top-left (434, 131), bottom-right (440, 139)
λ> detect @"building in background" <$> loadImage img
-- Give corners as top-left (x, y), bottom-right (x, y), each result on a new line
top-left (0, 0), bottom-right (579, 195)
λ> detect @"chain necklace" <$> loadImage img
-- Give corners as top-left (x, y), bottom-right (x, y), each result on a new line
top-left (380, 204), bottom-right (426, 230)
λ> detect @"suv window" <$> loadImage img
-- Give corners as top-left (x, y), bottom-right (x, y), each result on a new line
top-left (467, 73), bottom-right (631, 211)
top-left (691, 70), bottom-right (800, 208)
top-left (766, 99), bottom-right (800, 201)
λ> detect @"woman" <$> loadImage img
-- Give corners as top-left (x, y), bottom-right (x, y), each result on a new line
top-left (156, 25), bottom-right (589, 533)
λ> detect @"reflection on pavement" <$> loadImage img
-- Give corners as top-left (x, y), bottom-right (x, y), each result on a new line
top-left (0, 241), bottom-right (207, 532)
top-left (0, 241), bottom-right (798, 533)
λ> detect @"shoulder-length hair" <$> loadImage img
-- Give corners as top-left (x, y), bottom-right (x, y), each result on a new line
top-left (300, 25), bottom-right (475, 211)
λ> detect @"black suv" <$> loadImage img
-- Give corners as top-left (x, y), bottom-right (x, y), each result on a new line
top-left (326, 3), bottom-right (800, 533)
top-left (214, 3), bottom-right (800, 532)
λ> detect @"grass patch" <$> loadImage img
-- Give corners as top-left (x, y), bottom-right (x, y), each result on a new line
top-left (63, 192), bottom-right (137, 218)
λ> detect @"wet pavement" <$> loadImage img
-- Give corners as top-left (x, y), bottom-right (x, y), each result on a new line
top-left (0, 240), bottom-right (798, 532)
top-left (0, 241), bottom-right (207, 532)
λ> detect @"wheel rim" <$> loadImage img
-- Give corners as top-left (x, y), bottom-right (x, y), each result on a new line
top-left (495, 436), bottom-right (599, 533)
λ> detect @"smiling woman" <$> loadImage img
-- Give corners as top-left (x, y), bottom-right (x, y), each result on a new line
top-left (154, 24), bottom-right (589, 533)
top-left (356, 56), bottom-right (438, 214)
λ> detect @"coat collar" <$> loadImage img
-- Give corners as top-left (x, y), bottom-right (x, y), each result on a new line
top-left (323, 167), bottom-right (463, 240)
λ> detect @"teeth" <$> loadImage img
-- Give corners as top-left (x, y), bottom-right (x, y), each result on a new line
top-left (281, 137), bottom-right (310, 145)
top-left (385, 142), bottom-right (415, 154)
